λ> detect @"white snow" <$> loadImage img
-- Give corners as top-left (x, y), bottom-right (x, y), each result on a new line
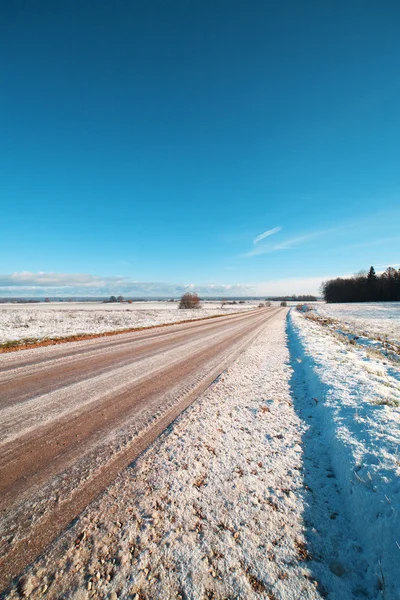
top-left (313, 302), bottom-right (400, 345)
top-left (289, 308), bottom-right (400, 599)
top-left (0, 302), bottom-right (254, 343)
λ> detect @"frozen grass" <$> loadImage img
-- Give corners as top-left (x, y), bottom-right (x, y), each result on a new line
top-left (313, 302), bottom-right (400, 345)
top-left (0, 303), bottom-right (254, 344)
top-left (306, 304), bottom-right (400, 364)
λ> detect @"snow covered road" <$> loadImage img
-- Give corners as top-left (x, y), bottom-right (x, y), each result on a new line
top-left (3, 305), bottom-right (323, 600)
top-left (2, 304), bottom-right (399, 599)
top-left (0, 307), bottom-right (281, 593)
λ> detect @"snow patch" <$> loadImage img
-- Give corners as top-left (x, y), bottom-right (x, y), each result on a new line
top-left (313, 302), bottom-right (400, 346)
top-left (0, 304), bottom-right (253, 343)
top-left (288, 309), bottom-right (400, 599)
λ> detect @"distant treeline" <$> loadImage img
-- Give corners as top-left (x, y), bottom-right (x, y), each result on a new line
top-left (322, 267), bottom-right (400, 303)
top-left (0, 298), bottom-right (41, 303)
top-left (265, 295), bottom-right (317, 302)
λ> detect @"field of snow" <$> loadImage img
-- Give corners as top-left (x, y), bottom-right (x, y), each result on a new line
top-left (313, 302), bottom-right (400, 344)
top-left (0, 301), bottom-right (255, 343)
top-left (289, 308), bottom-right (400, 598)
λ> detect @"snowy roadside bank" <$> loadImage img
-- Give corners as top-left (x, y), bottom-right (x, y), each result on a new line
top-left (4, 311), bottom-right (323, 600)
top-left (0, 305), bottom-right (253, 344)
top-left (288, 309), bottom-right (400, 599)
top-left (312, 302), bottom-right (400, 347)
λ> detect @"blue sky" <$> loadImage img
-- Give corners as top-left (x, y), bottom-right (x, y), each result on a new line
top-left (1, 1), bottom-right (399, 296)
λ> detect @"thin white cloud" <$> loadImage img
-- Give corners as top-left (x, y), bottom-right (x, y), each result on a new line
top-left (253, 226), bottom-right (282, 244)
top-left (242, 231), bottom-right (318, 257)
top-left (335, 237), bottom-right (400, 251)
top-left (243, 224), bottom-right (354, 258)
top-left (272, 226), bottom-right (348, 250)
top-left (242, 245), bottom-right (275, 258)
top-left (375, 263), bottom-right (400, 269)
top-left (252, 273), bottom-right (353, 296)
top-left (1, 272), bottom-right (109, 287)
top-left (0, 271), bottom-right (362, 298)
top-left (0, 272), bottom-right (254, 297)
top-left (273, 233), bottom-right (320, 251)
top-left (252, 276), bottom-right (326, 296)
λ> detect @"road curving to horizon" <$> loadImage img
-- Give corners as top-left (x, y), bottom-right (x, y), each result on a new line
top-left (0, 306), bottom-right (284, 592)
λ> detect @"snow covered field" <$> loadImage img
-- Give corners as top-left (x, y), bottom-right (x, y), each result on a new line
top-left (0, 302), bottom-right (255, 344)
top-left (289, 308), bottom-right (400, 598)
top-left (313, 302), bottom-right (400, 344)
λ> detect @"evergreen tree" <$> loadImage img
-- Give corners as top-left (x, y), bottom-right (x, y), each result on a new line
top-left (322, 266), bottom-right (400, 302)
top-left (366, 266), bottom-right (378, 300)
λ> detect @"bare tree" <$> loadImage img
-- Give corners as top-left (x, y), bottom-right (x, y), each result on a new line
top-left (179, 292), bottom-right (201, 309)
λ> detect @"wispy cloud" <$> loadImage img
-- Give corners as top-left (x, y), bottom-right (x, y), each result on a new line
top-left (253, 226), bottom-right (281, 244)
top-left (243, 230), bottom-right (320, 257)
top-left (252, 275), bottom-right (328, 296)
top-left (272, 226), bottom-right (349, 251)
top-left (0, 272), bottom-right (108, 287)
top-left (0, 272), bottom-right (253, 297)
top-left (375, 263), bottom-right (400, 269)
top-left (242, 223), bottom-right (353, 258)
top-left (242, 245), bottom-right (276, 258)
top-left (0, 271), bottom-right (359, 297)
top-left (333, 236), bottom-right (400, 252)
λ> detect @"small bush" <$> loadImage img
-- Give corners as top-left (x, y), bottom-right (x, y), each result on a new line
top-left (296, 303), bottom-right (313, 313)
top-left (280, 301), bottom-right (287, 307)
top-left (179, 292), bottom-right (201, 309)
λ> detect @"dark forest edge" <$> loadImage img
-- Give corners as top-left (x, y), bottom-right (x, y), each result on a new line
top-left (322, 266), bottom-right (400, 303)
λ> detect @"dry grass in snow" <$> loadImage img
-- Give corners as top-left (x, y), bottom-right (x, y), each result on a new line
top-left (313, 302), bottom-right (400, 345)
top-left (0, 303), bottom-right (253, 344)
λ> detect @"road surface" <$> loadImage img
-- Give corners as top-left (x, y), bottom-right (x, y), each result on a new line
top-left (0, 307), bottom-right (283, 591)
